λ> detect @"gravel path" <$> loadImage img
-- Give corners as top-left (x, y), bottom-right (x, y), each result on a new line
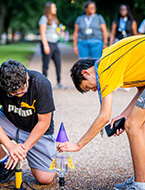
top-left (1, 43), bottom-right (137, 190)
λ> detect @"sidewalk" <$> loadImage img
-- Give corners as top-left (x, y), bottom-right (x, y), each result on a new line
top-left (1, 43), bottom-right (136, 190)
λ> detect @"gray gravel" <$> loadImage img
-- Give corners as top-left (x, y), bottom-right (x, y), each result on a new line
top-left (0, 43), bottom-right (136, 190)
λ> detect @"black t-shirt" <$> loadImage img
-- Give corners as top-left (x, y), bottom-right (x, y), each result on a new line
top-left (0, 70), bottom-right (55, 135)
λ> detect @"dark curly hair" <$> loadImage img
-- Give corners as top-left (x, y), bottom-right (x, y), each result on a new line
top-left (70, 58), bottom-right (97, 93)
top-left (0, 59), bottom-right (27, 93)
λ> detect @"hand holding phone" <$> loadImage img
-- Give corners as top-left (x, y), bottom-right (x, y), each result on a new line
top-left (105, 117), bottom-right (126, 137)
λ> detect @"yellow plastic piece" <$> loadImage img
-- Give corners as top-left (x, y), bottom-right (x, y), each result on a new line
top-left (15, 170), bottom-right (22, 189)
top-left (49, 158), bottom-right (56, 170)
top-left (68, 157), bottom-right (75, 169)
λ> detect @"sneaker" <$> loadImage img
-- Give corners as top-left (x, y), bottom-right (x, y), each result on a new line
top-left (0, 162), bottom-right (15, 183)
top-left (53, 83), bottom-right (67, 90)
top-left (114, 174), bottom-right (134, 190)
top-left (126, 182), bottom-right (145, 190)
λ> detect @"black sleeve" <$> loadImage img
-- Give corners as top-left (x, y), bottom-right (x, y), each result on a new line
top-left (0, 88), bottom-right (2, 105)
top-left (35, 79), bottom-right (55, 114)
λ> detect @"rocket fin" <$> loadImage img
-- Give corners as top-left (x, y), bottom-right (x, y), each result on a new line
top-left (68, 157), bottom-right (75, 169)
top-left (49, 158), bottom-right (56, 170)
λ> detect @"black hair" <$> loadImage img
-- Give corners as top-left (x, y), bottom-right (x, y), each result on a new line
top-left (0, 59), bottom-right (27, 93)
top-left (117, 4), bottom-right (134, 21)
top-left (70, 58), bottom-right (97, 93)
top-left (84, 1), bottom-right (95, 11)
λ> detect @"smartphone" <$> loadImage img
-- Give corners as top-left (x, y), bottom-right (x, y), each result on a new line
top-left (105, 117), bottom-right (126, 137)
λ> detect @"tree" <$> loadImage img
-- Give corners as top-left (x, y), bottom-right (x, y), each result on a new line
top-left (1, 0), bottom-right (145, 44)
top-left (0, 0), bottom-right (6, 42)
top-left (0, 0), bottom-right (46, 43)
top-left (134, 0), bottom-right (145, 26)
top-left (55, 0), bottom-right (84, 33)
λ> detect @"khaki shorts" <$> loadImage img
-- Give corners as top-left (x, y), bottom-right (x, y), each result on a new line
top-left (0, 110), bottom-right (56, 172)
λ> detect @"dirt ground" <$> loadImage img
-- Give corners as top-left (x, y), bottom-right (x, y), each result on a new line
top-left (0, 43), bottom-right (137, 190)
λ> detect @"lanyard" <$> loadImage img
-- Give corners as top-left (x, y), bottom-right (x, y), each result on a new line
top-left (84, 14), bottom-right (94, 28)
top-left (95, 60), bottom-right (102, 104)
top-left (95, 60), bottom-right (104, 137)
top-left (119, 17), bottom-right (127, 31)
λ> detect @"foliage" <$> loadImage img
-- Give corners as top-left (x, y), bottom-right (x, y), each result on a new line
top-left (1, 0), bottom-right (145, 40)
top-left (54, 0), bottom-right (145, 32)
top-left (0, 0), bottom-right (47, 38)
top-left (134, 0), bottom-right (145, 25)
top-left (54, 0), bottom-right (84, 33)
top-left (4, 0), bottom-right (46, 33)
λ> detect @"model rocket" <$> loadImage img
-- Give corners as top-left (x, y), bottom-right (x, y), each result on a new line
top-left (49, 122), bottom-right (75, 171)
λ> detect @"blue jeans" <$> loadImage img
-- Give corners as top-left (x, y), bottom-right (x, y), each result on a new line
top-left (78, 39), bottom-right (103, 59)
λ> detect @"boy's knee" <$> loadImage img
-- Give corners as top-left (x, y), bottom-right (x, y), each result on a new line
top-left (36, 175), bottom-right (55, 184)
top-left (125, 118), bottom-right (132, 132)
top-left (125, 117), bottom-right (140, 135)
top-left (31, 169), bottom-right (56, 184)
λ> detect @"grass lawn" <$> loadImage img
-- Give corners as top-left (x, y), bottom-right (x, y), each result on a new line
top-left (0, 42), bottom-right (37, 68)
top-left (64, 41), bottom-right (73, 46)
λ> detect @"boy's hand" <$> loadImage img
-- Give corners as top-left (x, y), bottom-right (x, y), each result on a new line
top-left (110, 115), bottom-right (126, 136)
top-left (6, 143), bottom-right (26, 170)
top-left (57, 142), bottom-right (81, 152)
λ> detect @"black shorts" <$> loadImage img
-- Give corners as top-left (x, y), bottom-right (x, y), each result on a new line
top-left (136, 89), bottom-right (145, 109)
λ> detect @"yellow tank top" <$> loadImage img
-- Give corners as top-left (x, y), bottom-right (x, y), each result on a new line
top-left (98, 35), bottom-right (145, 98)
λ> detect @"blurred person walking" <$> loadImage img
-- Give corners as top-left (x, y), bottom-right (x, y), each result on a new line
top-left (39, 2), bottom-right (67, 89)
top-left (110, 4), bottom-right (137, 45)
top-left (73, 1), bottom-right (108, 59)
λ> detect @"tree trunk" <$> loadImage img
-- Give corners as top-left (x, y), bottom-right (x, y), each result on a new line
top-left (12, 28), bottom-right (15, 43)
top-left (0, 1), bottom-right (6, 43)
top-left (20, 29), bottom-right (25, 42)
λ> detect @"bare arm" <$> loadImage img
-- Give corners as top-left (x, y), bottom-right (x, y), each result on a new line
top-left (24, 112), bottom-right (52, 152)
top-left (132, 21), bottom-right (137, 35)
top-left (73, 23), bottom-right (79, 55)
top-left (100, 23), bottom-right (108, 48)
top-left (57, 93), bottom-right (113, 152)
top-left (39, 24), bottom-right (50, 54)
top-left (110, 22), bottom-right (117, 45)
top-left (6, 112), bottom-right (52, 169)
top-left (0, 125), bottom-right (26, 169)
top-left (0, 125), bottom-right (15, 151)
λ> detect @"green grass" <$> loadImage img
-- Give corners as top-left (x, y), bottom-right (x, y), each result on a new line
top-left (0, 42), bottom-right (37, 67)
top-left (64, 41), bottom-right (73, 46)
